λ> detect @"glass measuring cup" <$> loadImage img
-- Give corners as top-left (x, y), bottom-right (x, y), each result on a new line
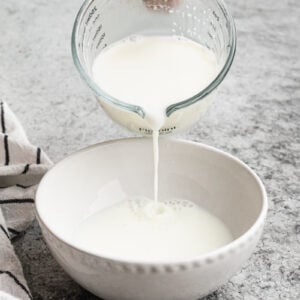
top-left (72, 0), bottom-right (236, 135)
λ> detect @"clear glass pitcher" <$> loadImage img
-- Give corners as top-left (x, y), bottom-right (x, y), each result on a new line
top-left (72, 0), bottom-right (236, 135)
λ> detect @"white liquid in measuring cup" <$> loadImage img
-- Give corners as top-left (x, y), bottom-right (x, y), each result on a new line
top-left (92, 35), bottom-right (219, 202)
top-left (73, 198), bottom-right (233, 260)
top-left (92, 35), bottom-right (218, 131)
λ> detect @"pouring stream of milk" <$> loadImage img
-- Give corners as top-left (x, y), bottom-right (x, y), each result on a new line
top-left (92, 35), bottom-right (218, 203)
top-left (75, 36), bottom-right (234, 259)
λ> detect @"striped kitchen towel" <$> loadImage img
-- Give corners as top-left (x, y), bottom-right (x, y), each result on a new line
top-left (0, 101), bottom-right (52, 299)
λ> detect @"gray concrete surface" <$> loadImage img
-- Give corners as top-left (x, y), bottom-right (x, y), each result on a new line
top-left (0, 0), bottom-right (299, 299)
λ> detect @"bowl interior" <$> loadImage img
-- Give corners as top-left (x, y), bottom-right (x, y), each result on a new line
top-left (36, 138), bottom-right (265, 256)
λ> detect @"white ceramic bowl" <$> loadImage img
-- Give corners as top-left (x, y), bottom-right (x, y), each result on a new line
top-left (36, 138), bottom-right (267, 300)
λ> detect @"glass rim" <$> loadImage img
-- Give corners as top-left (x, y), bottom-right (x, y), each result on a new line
top-left (71, 0), bottom-right (236, 118)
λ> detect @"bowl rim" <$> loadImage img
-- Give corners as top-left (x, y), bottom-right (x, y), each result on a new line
top-left (36, 138), bottom-right (268, 266)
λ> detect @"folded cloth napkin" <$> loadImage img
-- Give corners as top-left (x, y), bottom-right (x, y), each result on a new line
top-left (0, 101), bottom-right (52, 299)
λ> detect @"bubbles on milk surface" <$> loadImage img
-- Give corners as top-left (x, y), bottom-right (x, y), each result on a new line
top-left (73, 197), bottom-right (233, 261)
top-left (128, 196), bottom-right (196, 219)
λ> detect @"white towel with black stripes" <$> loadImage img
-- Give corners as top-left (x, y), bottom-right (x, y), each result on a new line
top-left (0, 101), bottom-right (52, 300)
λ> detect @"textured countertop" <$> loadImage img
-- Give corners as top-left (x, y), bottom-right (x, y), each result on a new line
top-left (0, 0), bottom-right (299, 299)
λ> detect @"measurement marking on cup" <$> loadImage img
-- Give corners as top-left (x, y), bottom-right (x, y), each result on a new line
top-left (212, 11), bottom-right (220, 22)
top-left (210, 21), bottom-right (217, 32)
top-left (96, 32), bottom-right (106, 49)
top-left (93, 24), bottom-right (103, 41)
top-left (92, 14), bottom-right (100, 25)
top-left (85, 6), bottom-right (97, 25)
